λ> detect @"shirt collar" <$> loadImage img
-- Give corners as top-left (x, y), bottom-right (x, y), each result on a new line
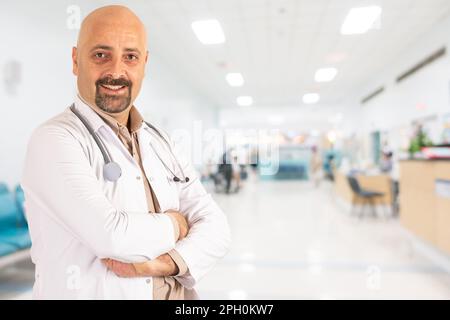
top-left (74, 94), bottom-right (144, 134)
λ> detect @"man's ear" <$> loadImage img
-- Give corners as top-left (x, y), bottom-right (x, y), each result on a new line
top-left (143, 51), bottom-right (149, 77)
top-left (72, 47), bottom-right (78, 76)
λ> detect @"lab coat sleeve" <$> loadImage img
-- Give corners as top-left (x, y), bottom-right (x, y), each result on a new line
top-left (22, 124), bottom-right (176, 263)
top-left (167, 138), bottom-right (231, 289)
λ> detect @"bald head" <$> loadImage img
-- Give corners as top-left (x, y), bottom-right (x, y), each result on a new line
top-left (77, 5), bottom-right (147, 51)
top-left (72, 5), bottom-right (149, 115)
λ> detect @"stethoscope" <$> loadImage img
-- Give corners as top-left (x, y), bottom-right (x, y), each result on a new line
top-left (70, 104), bottom-right (190, 184)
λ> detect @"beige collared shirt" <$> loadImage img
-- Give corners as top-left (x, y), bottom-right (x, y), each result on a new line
top-left (89, 103), bottom-right (188, 300)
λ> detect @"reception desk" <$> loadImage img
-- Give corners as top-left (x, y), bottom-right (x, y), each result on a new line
top-left (335, 171), bottom-right (392, 205)
top-left (400, 160), bottom-right (450, 255)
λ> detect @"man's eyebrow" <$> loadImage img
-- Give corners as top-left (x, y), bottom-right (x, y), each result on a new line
top-left (89, 45), bottom-right (114, 52)
top-left (89, 45), bottom-right (142, 55)
top-left (124, 48), bottom-right (142, 55)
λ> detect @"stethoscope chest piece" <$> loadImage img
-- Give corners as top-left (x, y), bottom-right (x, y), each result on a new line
top-left (103, 162), bottom-right (122, 182)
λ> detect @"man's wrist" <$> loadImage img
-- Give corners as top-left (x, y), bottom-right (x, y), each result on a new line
top-left (158, 253), bottom-right (179, 276)
top-left (133, 260), bottom-right (153, 277)
top-left (133, 255), bottom-right (178, 277)
top-left (167, 250), bottom-right (188, 276)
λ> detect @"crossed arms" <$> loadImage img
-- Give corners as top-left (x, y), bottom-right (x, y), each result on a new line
top-left (23, 123), bottom-right (231, 288)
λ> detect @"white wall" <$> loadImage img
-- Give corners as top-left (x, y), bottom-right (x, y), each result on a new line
top-left (0, 1), bottom-right (218, 186)
top-left (351, 14), bottom-right (450, 135)
top-left (217, 14), bottom-right (450, 166)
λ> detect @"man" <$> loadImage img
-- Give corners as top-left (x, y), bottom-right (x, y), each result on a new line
top-left (21, 5), bottom-right (230, 299)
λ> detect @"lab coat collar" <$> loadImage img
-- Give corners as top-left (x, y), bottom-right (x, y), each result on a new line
top-left (73, 94), bottom-right (109, 133)
top-left (73, 93), bottom-right (138, 163)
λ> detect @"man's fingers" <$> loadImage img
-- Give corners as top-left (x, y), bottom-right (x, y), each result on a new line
top-left (101, 259), bottom-right (111, 268)
top-left (101, 258), bottom-right (143, 278)
top-left (106, 260), bottom-right (137, 277)
top-left (102, 259), bottom-right (120, 273)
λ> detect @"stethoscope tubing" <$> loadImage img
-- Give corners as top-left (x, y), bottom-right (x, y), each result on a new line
top-left (70, 104), bottom-right (189, 183)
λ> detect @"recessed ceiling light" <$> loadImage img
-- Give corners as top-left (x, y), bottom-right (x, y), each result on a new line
top-left (191, 19), bottom-right (226, 45)
top-left (237, 96), bottom-right (253, 107)
top-left (315, 68), bottom-right (338, 82)
top-left (226, 73), bottom-right (245, 87)
top-left (303, 93), bottom-right (320, 105)
top-left (341, 6), bottom-right (382, 35)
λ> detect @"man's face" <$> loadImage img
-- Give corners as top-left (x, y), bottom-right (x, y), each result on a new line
top-left (72, 20), bottom-right (148, 113)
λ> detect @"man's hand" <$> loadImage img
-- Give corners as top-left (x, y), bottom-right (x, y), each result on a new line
top-left (102, 254), bottom-right (179, 278)
top-left (102, 258), bottom-right (139, 278)
top-left (165, 210), bottom-right (189, 241)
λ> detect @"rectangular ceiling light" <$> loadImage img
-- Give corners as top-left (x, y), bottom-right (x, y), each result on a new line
top-left (237, 96), bottom-right (253, 107)
top-left (341, 6), bottom-right (382, 35)
top-left (302, 93), bottom-right (320, 105)
top-left (226, 73), bottom-right (245, 87)
top-left (191, 19), bottom-right (226, 45)
top-left (315, 68), bottom-right (338, 82)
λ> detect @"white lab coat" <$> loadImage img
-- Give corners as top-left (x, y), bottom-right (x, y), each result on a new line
top-left (21, 95), bottom-right (231, 300)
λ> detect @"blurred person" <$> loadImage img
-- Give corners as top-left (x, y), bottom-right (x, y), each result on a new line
top-left (21, 5), bottom-right (230, 300)
top-left (250, 148), bottom-right (259, 172)
top-left (231, 155), bottom-right (241, 192)
top-left (310, 146), bottom-right (322, 187)
top-left (324, 154), bottom-right (336, 181)
top-left (380, 151), bottom-right (394, 173)
top-left (217, 151), bottom-right (233, 194)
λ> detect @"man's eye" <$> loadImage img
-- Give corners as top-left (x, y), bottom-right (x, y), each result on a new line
top-left (94, 52), bottom-right (106, 59)
top-left (126, 54), bottom-right (138, 61)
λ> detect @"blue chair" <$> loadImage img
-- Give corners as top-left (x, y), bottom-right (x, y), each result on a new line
top-left (14, 185), bottom-right (27, 227)
top-left (0, 192), bottom-right (19, 227)
top-left (0, 242), bottom-right (16, 257)
top-left (0, 183), bottom-right (8, 195)
top-left (0, 192), bottom-right (31, 254)
top-left (0, 228), bottom-right (31, 250)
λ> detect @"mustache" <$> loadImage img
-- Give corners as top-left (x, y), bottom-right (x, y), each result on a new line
top-left (96, 77), bottom-right (132, 88)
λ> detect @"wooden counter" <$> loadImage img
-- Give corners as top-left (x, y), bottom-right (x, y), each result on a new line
top-left (400, 160), bottom-right (450, 255)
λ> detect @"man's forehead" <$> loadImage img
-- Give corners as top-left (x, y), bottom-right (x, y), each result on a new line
top-left (82, 29), bottom-right (146, 51)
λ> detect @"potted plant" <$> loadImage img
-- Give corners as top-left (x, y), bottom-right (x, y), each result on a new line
top-left (408, 125), bottom-right (433, 158)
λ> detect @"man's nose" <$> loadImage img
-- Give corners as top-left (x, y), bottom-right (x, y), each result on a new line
top-left (105, 56), bottom-right (126, 79)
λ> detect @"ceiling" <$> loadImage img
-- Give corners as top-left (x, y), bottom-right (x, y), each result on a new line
top-left (102, 0), bottom-right (450, 108)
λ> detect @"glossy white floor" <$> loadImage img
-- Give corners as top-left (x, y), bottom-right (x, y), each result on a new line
top-left (197, 174), bottom-right (450, 300)
top-left (2, 175), bottom-right (450, 300)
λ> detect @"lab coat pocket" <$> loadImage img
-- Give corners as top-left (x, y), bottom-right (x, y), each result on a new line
top-left (150, 174), bottom-right (180, 213)
top-left (164, 176), bottom-right (181, 211)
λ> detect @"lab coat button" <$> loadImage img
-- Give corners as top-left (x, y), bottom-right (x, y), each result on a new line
top-left (136, 176), bottom-right (141, 180)
top-left (146, 279), bottom-right (151, 284)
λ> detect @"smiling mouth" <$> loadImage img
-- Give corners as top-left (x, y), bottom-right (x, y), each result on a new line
top-left (100, 84), bottom-right (128, 93)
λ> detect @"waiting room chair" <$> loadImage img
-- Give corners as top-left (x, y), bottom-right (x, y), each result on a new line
top-left (14, 185), bottom-right (27, 227)
top-left (347, 175), bottom-right (385, 218)
top-left (0, 183), bottom-right (8, 195)
top-left (0, 190), bottom-right (31, 258)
